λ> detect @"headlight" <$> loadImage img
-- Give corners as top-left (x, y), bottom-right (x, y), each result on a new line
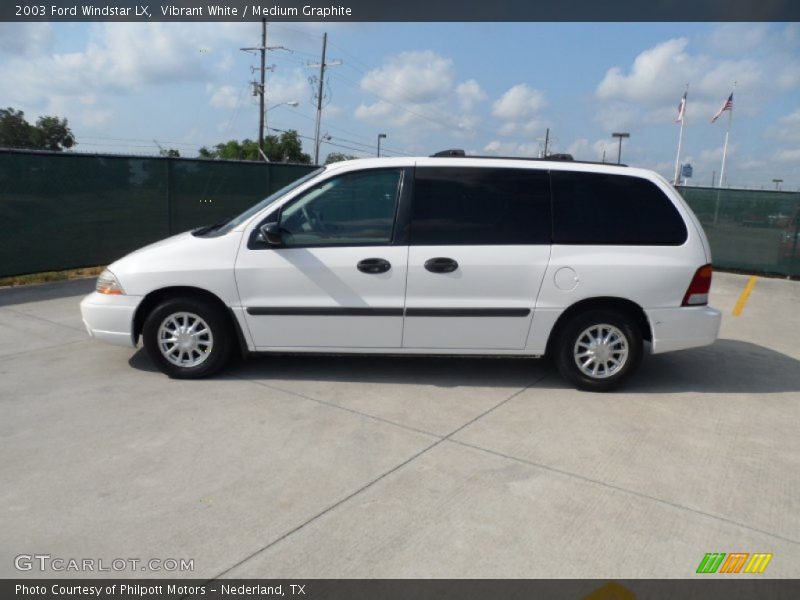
top-left (96, 269), bottom-right (125, 295)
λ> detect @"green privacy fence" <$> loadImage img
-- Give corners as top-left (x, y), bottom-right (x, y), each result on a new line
top-left (676, 186), bottom-right (800, 277)
top-left (1, 149), bottom-right (798, 278)
top-left (0, 149), bottom-right (317, 277)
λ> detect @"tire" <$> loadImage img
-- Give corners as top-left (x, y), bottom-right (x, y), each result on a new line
top-left (142, 296), bottom-right (233, 379)
top-left (553, 308), bottom-right (643, 392)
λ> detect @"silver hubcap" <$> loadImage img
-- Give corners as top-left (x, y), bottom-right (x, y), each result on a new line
top-left (573, 323), bottom-right (628, 379)
top-left (158, 312), bottom-right (213, 368)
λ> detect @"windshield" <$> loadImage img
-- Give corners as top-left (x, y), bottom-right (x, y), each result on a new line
top-left (214, 167), bottom-right (325, 235)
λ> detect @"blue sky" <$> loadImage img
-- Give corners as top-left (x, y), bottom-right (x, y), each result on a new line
top-left (1, 21), bottom-right (799, 188)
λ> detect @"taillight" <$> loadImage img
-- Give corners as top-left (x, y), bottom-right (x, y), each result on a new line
top-left (682, 264), bottom-right (712, 306)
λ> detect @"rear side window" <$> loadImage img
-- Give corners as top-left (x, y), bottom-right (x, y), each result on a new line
top-left (410, 167), bottom-right (551, 245)
top-left (551, 171), bottom-right (687, 245)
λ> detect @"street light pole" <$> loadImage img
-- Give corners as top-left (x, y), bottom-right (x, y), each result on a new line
top-left (377, 133), bottom-right (386, 157)
top-left (257, 101), bottom-right (299, 162)
top-left (612, 132), bottom-right (630, 165)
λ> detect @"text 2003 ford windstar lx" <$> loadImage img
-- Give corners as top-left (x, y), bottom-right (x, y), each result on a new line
top-left (80, 152), bottom-right (721, 391)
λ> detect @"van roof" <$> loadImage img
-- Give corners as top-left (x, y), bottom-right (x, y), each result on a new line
top-left (429, 148), bottom-right (627, 167)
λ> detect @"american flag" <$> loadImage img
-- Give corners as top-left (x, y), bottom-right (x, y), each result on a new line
top-left (711, 92), bottom-right (734, 123)
top-left (675, 91), bottom-right (687, 123)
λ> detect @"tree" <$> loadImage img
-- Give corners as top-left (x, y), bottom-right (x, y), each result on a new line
top-left (0, 108), bottom-right (34, 148)
top-left (325, 152), bottom-right (358, 164)
top-left (159, 148), bottom-right (180, 158)
top-left (270, 130), bottom-right (310, 163)
top-left (33, 115), bottom-right (75, 151)
top-left (0, 108), bottom-right (75, 151)
top-left (199, 130), bottom-right (312, 164)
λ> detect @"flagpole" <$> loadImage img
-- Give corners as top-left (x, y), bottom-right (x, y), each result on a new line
top-left (718, 114), bottom-right (731, 189)
top-left (673, 84), bottom-right (688, 185)
top-left (717, 81), bottom-right (736, 189)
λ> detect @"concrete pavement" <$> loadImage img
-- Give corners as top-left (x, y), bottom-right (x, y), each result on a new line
top-left (0, 272), bottom-right (798, 578)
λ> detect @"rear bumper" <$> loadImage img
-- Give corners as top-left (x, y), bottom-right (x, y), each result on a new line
top-left (646, 306), bottom-right (722, 354)
top-left (79, 292), bottom-right (142, 348)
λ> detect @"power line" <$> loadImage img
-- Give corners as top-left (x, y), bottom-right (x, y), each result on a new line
top-left (326, 36), bottom-right (548, 145)
top-left (268, 106), bottom-right (412, 156)
top-left (268, 125), bottom-right (381, 158)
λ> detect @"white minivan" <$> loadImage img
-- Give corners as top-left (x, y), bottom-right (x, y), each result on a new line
top-left (80, 152), bottom-right (721, 391)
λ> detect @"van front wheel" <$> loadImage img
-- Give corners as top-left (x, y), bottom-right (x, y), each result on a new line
top-left (142, 297), bottom-right (233, 379)
top-left (554, 309), bottom-right (642, 392)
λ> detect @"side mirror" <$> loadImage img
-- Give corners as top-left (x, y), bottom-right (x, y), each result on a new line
top-left (259, 222), bottom-right (282, 246)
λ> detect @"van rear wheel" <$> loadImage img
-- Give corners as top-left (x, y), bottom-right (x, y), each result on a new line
top-left (554, 309), bottom-right (642, 392)
top-left (143, 297), bottom-right (233, 379)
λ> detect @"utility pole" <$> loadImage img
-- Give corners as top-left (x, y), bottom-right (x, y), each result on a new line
top-left (309, 32), bottom-right (341, 164)
top-left (240, 19), bottom-right (289, 161)
top-left (314, 33), bottom-right (327, 165)
top-left (711, 170), bottom-right (716, 187)
top-left (258, 19), bottom-right (266, 156)
top-left (543, 128), bottom-right (550, 157)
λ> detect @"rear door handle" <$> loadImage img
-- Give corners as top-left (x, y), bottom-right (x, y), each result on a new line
top-left (424, 257), bottom-right (459, 273)
top-left (357, 258), bottom-right (391, 274)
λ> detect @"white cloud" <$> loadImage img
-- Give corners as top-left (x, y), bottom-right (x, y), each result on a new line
top-left (207, 67), bottom-right (308, 112)
top-left (456, 79), bottom-right (486, 111)
top-left (81, 109), bottom-right (113, 127)
top-left (265, 70), bottom-right (313, 107)
top-left (699, 144), bottom-right (737, 163)
top-left (767, 108), bottom-right (800, 142)
top-left (707, 24), bottom-right (768, 54)
top-left (216, 52), bottom-right (235, 73)
top-left (498, 117), bottom-right (545, 137)
top-left (778, 65), bottom-right (800, 90)
top-left (566, 138), bottom-right (615, 162)
top-left (0, 23), bottom-right (53, 56)
top-left (774, 148), bottom-right (800, 162)
top-left (354, 100), bottom-right (394, 121)
top-left (354, 50), bottom-right (483, 137)
top-left (482, 140), bottom-right (542, 157)
top-left (492, 83), bottom-right (546, 120)
top-left (594, 26), bottom-right (800, 135)
top-left (207, 84), bottom-right (244, 109)
top-left (360, 50), bottom-right (454, 105)
top-left (489, 84), bottom-right (547, 139)
top-left (0, 22), bottom-right (255, 109)
top-left (597, 37), bottom-right (761, 105)
top-left (597, 38), bottom-right (692, 104)
top-left (594, 102), bottom-right (640, 132)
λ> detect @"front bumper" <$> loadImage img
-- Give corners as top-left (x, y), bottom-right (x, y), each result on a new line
top-left (79, 292), bottom-right (143, 347)
top-left (647, 305), bottom-right (722, 354)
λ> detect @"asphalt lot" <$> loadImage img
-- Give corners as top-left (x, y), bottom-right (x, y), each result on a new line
top-left (1, 271), bottom-right (798, 579)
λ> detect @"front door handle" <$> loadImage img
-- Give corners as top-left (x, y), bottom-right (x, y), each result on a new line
top-left (357, 258), bottom-right (391, 274)
top-left (424, 257), bottom-right (459, 273)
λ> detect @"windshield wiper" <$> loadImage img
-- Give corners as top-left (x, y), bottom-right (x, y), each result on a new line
top-left (191, 220), bottom-right (228, 237)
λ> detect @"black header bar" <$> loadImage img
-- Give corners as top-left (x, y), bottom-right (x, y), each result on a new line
top-left (3, 0), bottom-right (800, 22)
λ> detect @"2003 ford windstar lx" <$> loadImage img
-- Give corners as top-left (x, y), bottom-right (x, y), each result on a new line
top-left (80, 152), bottom-right (722, 391)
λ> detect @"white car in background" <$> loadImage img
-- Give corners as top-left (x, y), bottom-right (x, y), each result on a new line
top-left (80, 151), bottom-right (721, 391)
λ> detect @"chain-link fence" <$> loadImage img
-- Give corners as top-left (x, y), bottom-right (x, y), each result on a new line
top-left (0, 149), bottom-right (317, 277)
top-left (1, 149), bottom-right (798, 278)
top-left (677, 186), bottom-right (800, 277)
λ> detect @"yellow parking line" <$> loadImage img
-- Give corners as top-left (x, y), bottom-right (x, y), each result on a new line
top-left (732, 276), bottom-right (758, 317)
